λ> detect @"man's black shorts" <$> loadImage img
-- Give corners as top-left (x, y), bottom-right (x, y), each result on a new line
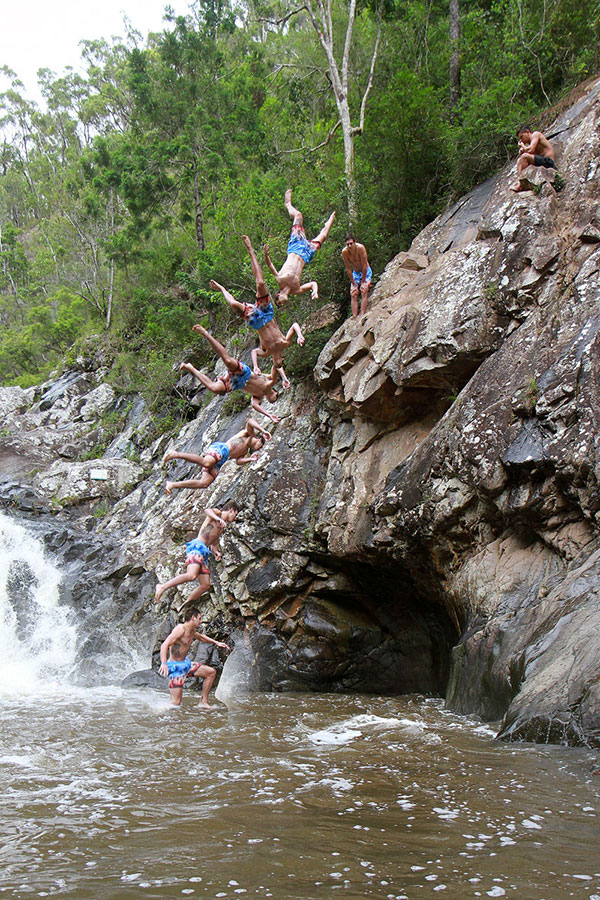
top-left (533, 155), bottom-right (556, 169)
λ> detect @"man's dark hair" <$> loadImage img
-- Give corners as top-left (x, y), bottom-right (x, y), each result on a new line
top-left (346, 233), bottom-right (355, 242)
top-left (222, 500), bottom-right (240, 512)
top-left (184, 606), bottom-right (201, 621)
top-left (516, 125), bottom-right (532, 137)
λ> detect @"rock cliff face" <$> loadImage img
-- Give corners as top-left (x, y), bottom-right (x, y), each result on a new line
top-left (1, 78), bottom-right (599, 746)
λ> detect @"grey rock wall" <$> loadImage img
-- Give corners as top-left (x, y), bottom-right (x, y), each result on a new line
top-left (1, 77), bottom-right (599, 746)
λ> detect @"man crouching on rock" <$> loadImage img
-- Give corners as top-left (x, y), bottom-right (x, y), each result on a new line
top-left (159, 606), bottom-right (230, 708)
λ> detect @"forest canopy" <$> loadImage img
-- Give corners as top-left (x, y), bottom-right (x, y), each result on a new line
top-left (1, 0), bottom-right (598, 401)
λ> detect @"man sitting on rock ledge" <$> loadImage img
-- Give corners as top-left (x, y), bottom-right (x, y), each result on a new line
top-left (162, 417), bottom-right (271, 495)
top-left (158, 605), bottom-right (230, 708)
top-left (510, 125), bottom-right (556, 192)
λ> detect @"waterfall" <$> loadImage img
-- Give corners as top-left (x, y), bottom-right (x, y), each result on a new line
top-left (0, 513), bottom-right (79, 693)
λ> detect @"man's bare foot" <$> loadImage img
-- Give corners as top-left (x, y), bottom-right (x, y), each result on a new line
top-left (165, 482), bottom-right (174, 495)
top-left (162, 451), bottom-right (177, 466)
top-left (198, 699), bottom-right (213, 709)
top-left (509, 182), bottom-right (524, 192)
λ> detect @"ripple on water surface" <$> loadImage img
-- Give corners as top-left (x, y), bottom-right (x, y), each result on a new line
top-left (0, 690), bottom-right (598, 900)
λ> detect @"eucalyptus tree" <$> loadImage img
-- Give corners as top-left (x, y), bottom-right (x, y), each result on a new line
top-left (254, 0), bottom-right (383, 225)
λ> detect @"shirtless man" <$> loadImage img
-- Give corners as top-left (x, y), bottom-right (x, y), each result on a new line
top-left (510, 126), bottom-right (556, 192)
top-left (154, 503), bottom-right (239, 605)
top-left (158, 605), bottom-right (231, 708)
top-left (210, 236), bottom-right (305, 387)
top-left (162, 417), bottom-right (271, 494)
top-left (180, 324), bottom-right (280, 423)
top-left (342, 234), bottom-right (372, 317)
top-left (263, 189), bottom-right (335, 306)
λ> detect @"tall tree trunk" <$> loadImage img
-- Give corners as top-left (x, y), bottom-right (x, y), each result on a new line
top-left (449, 0), bottom-right (461, 118)
top-left (106, 189), bottom-right (116, 329)
top-left (304, 0), bottom-right (381, 227)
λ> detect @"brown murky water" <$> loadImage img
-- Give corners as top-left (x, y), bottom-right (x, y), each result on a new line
top-left (0, 689), bottom-right (598, 900)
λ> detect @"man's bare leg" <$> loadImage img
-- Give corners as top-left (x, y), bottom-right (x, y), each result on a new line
top-left (360, 283), bottom-right (369, 316)
top-left (187, 574), bottom-right (211, 604)
top-left (169, 685), bottom-right (184, 706)
top-left (350, 285), bottom-right (360, 317)
top-left (193, 664), bottom-right (217, 708)
top-left (179, 362), bottom-right (226, 394)
top-left (510, 153), bottom-right (535, 191)
top-left (163, 450), bottom-right (208, 467)
top-left (312, 210), bottom-right (336, 246)
top-left (285, 188), bottom-right (303, 225)
top-left (210, 279), bottom-right (246, 315)
top-left (165, 474), bottom-right (216, 495)
top-left (192, 325), bottom-right (241, 373)
top-left (155, 564), bottom-right (202, 603)
top-left (242, 235), bottom-right (270, 299)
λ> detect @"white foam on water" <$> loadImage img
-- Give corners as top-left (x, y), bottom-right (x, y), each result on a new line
top-left (0, 514), bottom-right (78, 694)
top-left (306, 711), bottom-right (432, 746)
top-left (308, 728), bottom-right (363, 745)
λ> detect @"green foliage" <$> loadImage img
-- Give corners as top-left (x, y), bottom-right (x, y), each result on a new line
top-left (221, 390), bottom-right (251, 417)
top-left (0, 0), bottom-right (597, 398)
top-left (285, 327), bottom-right (338, 378)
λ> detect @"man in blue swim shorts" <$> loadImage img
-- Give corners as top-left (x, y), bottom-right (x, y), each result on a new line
top-left (208, 239), bottom-right (305, 388)
top-left (154, 502), bottom-right (239, 605)
top-left (263, 188), bottom-right (336, 306)
top-left (342, 233), bottom-right (372, 317)
top-left (511, 126), bottom-right (556, 192)
top-left (162, 417), bottom-right (271, 494)
top-left (158, 605), bottom-right (231, 707)
top-left (180, 325), bottom-right (281, 423)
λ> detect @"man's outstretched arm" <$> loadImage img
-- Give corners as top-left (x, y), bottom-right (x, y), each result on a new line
top-left (263, 244), bottom-right (279, 279)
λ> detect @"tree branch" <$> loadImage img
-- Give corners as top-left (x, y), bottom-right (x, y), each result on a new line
top-left (358, 0), bottom-right (383, 132)
top-left (342, 0), bottom-right (357, 98)
top-left (257, 5), bottom-right (307, 27)
top-left (275, 119), bottom-right (341, 155)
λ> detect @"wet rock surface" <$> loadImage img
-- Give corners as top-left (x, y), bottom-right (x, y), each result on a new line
top-left (2, 78), bottom-right (600, 746)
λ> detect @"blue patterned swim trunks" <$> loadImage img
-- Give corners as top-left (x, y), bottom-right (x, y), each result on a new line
top-left (352, 266), bottom-right (372, 286)
top-left (287, 224), bottom-right (319, 265)
top-left (166, 657), bottom-right (203, 689)
top-left (184, 538), bottom-right (211, 569)
top-left (205, 441), bottom-right (230, 472)
top-left (244, 302), bottom-right (275, 330)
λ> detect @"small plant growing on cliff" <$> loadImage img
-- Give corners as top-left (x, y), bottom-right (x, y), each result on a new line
top-left (221, 391), bottom-right (251, 417)
top-left (525, 376), bottom-right (539, 412)
top-left (483, 281), bottom-right (499, 301)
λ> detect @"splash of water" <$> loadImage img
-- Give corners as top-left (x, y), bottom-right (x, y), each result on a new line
top-left (215, 640), bottom-right (254, 706)
top-left (0, 513), bottom-right (79, 694)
